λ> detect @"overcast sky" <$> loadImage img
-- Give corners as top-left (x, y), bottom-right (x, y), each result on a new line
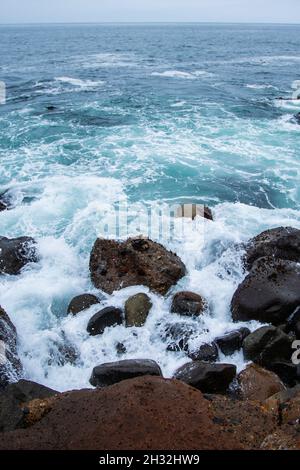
top-left (1, 0), bottom-right (300, 24)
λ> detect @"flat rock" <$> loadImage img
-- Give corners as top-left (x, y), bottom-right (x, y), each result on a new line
top-left (171, 291), bottom-right (206, 317)
top-left (67, 294), bottom-right (100, 315)
top-left (89, 237), bottom-right (186, 295)
top-left (237, 364), bottom-right (285, 401)
top-left (0, 376), bottom-right (241, 450)
top-left (87, 307), bottom-right (123, 336)
top-left (90, 359), bottom-right (162, 387)
top-left (125, 293), bottom-right (152, 327)
top-left (0, 236), bottom-right (38, 275)
top-left (231, 257), bottom-right (300, 325)
top-left (173, 361), bottom-right (236, 393)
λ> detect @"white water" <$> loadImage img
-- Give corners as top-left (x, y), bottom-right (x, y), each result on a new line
top-left (1, 178), bottom-right (300, 391)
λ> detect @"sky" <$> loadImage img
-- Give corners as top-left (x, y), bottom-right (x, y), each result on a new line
top-left (1, 0), bottom-right (300, 24)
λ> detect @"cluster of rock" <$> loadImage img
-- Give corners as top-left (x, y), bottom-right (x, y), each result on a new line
top-left (1, 211), bottom-right (300, 449)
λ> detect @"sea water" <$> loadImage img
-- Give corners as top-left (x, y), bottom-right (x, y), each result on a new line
top-left (0, 23), bottom-right (299, 391)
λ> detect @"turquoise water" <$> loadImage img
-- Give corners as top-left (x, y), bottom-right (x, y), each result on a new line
top-left (0, 24), bottom-right (299, 390)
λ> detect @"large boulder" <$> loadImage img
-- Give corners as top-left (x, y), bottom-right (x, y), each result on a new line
top-left (188, 342), bottom-right (219, 362)
top-left (0, 307), bottom-right (23, 388)
top-left (89, 237), bottom-right (186, 295)
top-left (90, 359), bottom-right (162, 387)
top-left (0, 376), bottom-right (241, 450)
top-left (215, 327), bottom-right (250, 356)
top-left (286, 308), bottom-right (300, 339)
top-left (237, 364), bottom-right (285, 401)
top-left (125, 293), bottom-right (152, 327)
top-left (0, 380), bottom-right (58, 432)
top-left (0, 236), bottom-right (38, 275)
top-left (245, 226), bottom-right (300, 269)
top-left (231, 257), bottom-right (300, 325)
top-left (242, 326), bottom-right (293, 375)
top-left (67, 294), bottom-right (100, 316)
top-left (171, 291), bottom-right (206, 317)
top-left (173, 361), bottom-right (236, 393)
top-left (87, 307), bottom-right (123, 336)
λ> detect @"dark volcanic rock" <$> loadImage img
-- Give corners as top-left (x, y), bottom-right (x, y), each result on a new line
top-left (90, 359), bottom-right (162, 387)
top-left (87, 307), bottom-right (123, 336)
top-left (163, 322), bottom-right (197, 352)
top-left (125, 293), bottom-right (152, 327)
top-left (188, 342), bottom-right (219, 362)
top-left (0, 379), bottom-right (57, 432)
top-left (242, 326), bottom-right (293, 373)
top-left (237, 364), bottom-right (285, 401)
top-left (246, 226), bottom-right (300, 269)
top-left (231, 257), bottom-right (300, 325)
top-left (0, 201), bottom-right (7, 212)
top-left (67, 293), bottom-right (100, 315)
top-left (171, 291), bottom-right (206, 317)
top-left (267, 362), bottom-right (300, 387)
top-left (0, 236), bottom-right (38, 275)
top-left (215, 327), bottom-right (250, 356)
top-left (294, 112), bottom-right (300, 124)
top-left (174, 361), bottom-right (237, 393)
top-left (0, 306), bottom-right (23, 388)
top-left (89, 237), bottom-right (186, 295)
top-left (0, 376), bottom-right (241, 450)
top-left (286, 308), bottom-right (300, 339)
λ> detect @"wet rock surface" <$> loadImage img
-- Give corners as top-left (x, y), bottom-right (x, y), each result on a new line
top-left (245, 226), bottom-right (300, 269)
top-left (0, 377), bottom-right (241, 450)
top-left (231, 257), bottom-right (300, 325)
top-left (87, 306), bottom-right (123, 336)
top-left (125, 293), bottom-right (152, 327)
top-left (0, 236), bottom-right (38, 275)
top-left (188, 342), bottom-right (219, 362)
top-left (162, 322), bottom-right (197, 352)
top-left (0, 380), bottom-right (57, 432)
top-left (237, 364), bottom-right (286, 401)
top-left (89, 237), bottom-right (186, 295)
top-left (90, 359), bottom-right (162, 387)
top-left (0, 307), bottom-right (23, 388)
top-left (174, 362), bottom-right (237, 393)
top-left (215, 327), bottom-right (250, 356)
top-left (67, 294), bottom-right (100, 315)
top-left (171, 291), bottom-right (206, 317)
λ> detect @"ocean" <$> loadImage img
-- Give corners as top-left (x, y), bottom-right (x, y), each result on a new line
top-left (0, 23), bottom-right (299, 391)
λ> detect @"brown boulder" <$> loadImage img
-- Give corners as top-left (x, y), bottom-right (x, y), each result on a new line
top-left (67, 294), bottom-right (100, 315)
top-left (89, 237), bottom-right (186, 295)
top-left (125, 293), bottom-right (152, 327)
top-left (0, 376), bottom-right (241, 450)
top-left (237, 364), bottom-right (286, 401)
top-left (171, 291), bottom-right (206, 317)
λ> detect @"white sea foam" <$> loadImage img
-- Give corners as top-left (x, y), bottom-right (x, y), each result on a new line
top-left (246, 84), bottom-right (278, 90)
top-left (151, 70), bottom-right (211, 80)
top-left (55, 77), bottom-right (105, 89)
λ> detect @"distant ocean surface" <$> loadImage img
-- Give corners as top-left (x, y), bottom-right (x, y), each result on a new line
top-left (0, 23), bottom-right (299, 391)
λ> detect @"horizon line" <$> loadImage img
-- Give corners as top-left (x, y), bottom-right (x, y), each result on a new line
top-left (0, 20), bottom-right (300, 26)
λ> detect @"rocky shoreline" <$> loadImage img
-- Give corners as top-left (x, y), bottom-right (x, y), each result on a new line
top-left (0, 210), bottom-right (300, 449)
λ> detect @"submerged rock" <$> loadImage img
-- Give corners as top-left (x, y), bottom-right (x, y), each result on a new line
top-left (0, 236), bottom-right (38, 275)
top-left (0, 306), bottom-right (23, 388)
top-left (237, 364), bottom-right (285, 401)
top-left (162, 322), bottom-right (197, 352)
top-left (90, 359), bottom-right (162, 387)
top-left (242, 326), bottom-right (293, 374)
top-left (231, 257), bottom-right (300, 325)
top-left (0, 380), bottom-right (58, 432)
top-left (188, 342), bottom-right (219, 362)
top-left (125, 293), bottom-right (152, 327)
top-left (89, 237), bottom-right (186, 295)
top-left (245, 226), bottom-right (300, 269)
top-left (0, 201), bottom-right (7, 212)
top-left (0, 376), bottom-right (241, 450)
top-left (67, 293), bottom-right (100, 316)
top-left (171, 291), bottom-right (207, 317)
top-left (173, 362), bottom-right (237, 393)
top-left (215, 327), bottom-right (250, 356)
top-left (87, 307), bottom-right (123, 336)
